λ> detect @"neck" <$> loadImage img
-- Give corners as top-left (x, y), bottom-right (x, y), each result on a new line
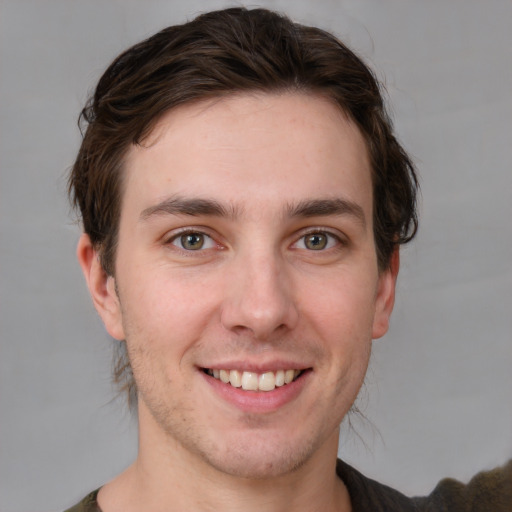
top-left (98, 404), bottom-right (351, 512)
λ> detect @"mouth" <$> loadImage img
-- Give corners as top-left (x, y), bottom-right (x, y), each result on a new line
top-left (203, 368), bottom-right (305, 392)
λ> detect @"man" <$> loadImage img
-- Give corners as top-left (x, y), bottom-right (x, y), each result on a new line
top-left (65, 7), bottom-right (510, 512)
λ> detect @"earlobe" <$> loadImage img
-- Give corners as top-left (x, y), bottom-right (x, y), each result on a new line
top-left (372, 248), bottom-right (399, 339)
top-left (76, 233), bottom-right (125, 340)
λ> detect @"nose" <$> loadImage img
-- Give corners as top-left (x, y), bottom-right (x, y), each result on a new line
top-left (220, 249), bottom-right (299, 340)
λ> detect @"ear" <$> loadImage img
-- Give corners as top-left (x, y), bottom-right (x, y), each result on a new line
top-left (76, 233), bottom-right (125, 340)
top-left (372, 248), bottom-right (399, 339)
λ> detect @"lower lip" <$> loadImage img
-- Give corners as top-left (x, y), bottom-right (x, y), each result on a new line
top-left (201, 370), bottom-right (310, 413)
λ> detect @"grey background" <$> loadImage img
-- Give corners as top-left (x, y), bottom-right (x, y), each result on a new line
top-left (1, 1), bottom-right (511, 511)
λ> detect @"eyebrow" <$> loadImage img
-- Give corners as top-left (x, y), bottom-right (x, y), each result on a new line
top-left (140, 196), bottom-right (366, 226)
top-left (286, 198), bottom-right (366, 227)
top-left (140, 196), bottom-right (239, 221)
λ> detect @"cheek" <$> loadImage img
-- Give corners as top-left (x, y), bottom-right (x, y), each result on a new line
top-left (119, 267), bottom-right (222, 350)
top-left (300, 271), bottom-right (376, 388)
top-left (303, 272), bottom-right (378, 333)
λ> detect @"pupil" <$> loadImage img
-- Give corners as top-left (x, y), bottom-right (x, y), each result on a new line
top-left (306, 233), bottom-right (327, 250)
top-left (182, 233), bottom-right (204, 250)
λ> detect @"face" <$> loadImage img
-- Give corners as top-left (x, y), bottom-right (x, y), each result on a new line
top-left (80, 93), bottom-right (397, 479)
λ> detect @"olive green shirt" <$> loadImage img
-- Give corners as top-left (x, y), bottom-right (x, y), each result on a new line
top-left (64, 458), bottom-right (512, 512)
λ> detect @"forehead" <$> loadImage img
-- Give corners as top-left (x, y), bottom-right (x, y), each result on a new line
top-left (122, 92), bottom-right (372, 219)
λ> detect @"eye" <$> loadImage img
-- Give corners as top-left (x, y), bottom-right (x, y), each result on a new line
top-left (295, 231), bottom-right (339, 251)
top-left (171, 231), bottom-right (215, 251)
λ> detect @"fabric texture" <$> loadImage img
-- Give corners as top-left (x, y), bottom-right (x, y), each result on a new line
top-left (65, 488), bottom-right (100, 512)
top-left (64, 459), bottom-right (512, 512)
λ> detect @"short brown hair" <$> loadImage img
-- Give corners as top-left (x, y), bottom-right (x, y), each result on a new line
top-left (69, 7), bottom-right (418, 403)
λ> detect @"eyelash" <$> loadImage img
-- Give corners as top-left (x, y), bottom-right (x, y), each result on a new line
top-left (164, 228), bottom-right (345, 254)
top-left (165, 229), bottom-right (218, 253)
top-left (293, 229), bottom-right (345, 251)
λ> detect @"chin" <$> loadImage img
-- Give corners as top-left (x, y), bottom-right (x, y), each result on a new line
top-left (193, 431), bottom-right (320, 480)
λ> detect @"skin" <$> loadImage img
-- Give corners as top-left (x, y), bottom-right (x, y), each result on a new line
top-left (78, 92), bottom-right (398, 512)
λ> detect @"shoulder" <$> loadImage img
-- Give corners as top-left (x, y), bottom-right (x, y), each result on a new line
top-left (337, 459), bottom-right (512, 512)
top-left (417, 459), bottom-right (512, 512)
top-left (337, 459), bottom-right (421, 511)
top-left (63, 489), bottom-right (101, 512)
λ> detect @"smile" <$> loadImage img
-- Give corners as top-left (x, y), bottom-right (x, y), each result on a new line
top-left (204, 368), bottom-right (303, 392)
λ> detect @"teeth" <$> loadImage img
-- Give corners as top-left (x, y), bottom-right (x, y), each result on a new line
top-left (207, 368), bottom-right (302, 392)
top-left (258, 372), bottom-right (276, 391)
top-left (241, 372), bottom-right (258, 391)
top-left (229, 370), bottom-right (242, 388)
top-left (284, 369), bottom-right (295, 384)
